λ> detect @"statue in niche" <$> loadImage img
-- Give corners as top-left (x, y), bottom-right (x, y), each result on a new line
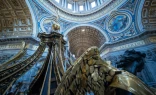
top-left (109, 15), bottom-right (128, 32)
top-left (115, 49), bottom-right (146, 95)
top-left (116, 49), bottom-right (146, 75)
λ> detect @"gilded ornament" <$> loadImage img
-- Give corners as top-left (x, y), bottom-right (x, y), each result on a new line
top-left (55, 47), bottom-right (156, 95)
top-left (52, 22), bottom-right (60, 31)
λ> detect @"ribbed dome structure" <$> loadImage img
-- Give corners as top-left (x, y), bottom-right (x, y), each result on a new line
top-left (50, 0), bottom-right (111, 14)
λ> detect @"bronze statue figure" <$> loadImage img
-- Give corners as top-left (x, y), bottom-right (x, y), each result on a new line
top-left (55, 47), bottom-right (156, 95)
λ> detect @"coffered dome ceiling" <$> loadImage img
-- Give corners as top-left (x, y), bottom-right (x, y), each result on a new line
top-left (67, 26), bottom-right (105, 57)
top-left (142, 0), bottom-right (156, 31)
top-left (0, 0), bottom-right (33, 37)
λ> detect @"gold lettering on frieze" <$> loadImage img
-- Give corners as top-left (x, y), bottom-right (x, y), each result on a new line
top-left (149, 37), bottom-right (156, 43)
top-left (0, 44), bottom-right (22, 50)
top-left (112, 41), bottom-right (145, 51)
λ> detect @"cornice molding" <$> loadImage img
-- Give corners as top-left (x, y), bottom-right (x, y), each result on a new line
top-left (0, 37), bottom-right (39, 44)
top-left (100, 30), bottom-right (156, 56)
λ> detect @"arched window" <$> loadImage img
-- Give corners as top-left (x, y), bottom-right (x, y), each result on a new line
top-left (68, 3), bottom-right (72, 9)
top-left (55, 0), bottom-right (60, 3)
top-left (79, 5), bottom-right (84, 11)
top-left (91, 1), bottom-right (96, 8)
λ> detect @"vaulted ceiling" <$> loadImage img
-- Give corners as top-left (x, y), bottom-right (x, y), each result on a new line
top-left (0, 0), bottom-right (32, 35)
top-left (67, 26), bottom-right (105, 57)
top-left (142, 0), bottom-right (156, 31)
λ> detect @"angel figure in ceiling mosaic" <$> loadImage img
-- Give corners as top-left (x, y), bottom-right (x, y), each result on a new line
top-left (109, 15), bottom-right (128, 32)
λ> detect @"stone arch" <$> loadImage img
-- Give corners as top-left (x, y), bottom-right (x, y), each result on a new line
top-left (63, 24), bottom-right (109, 42)
top-left (67, 26), bottom-right (106, 58)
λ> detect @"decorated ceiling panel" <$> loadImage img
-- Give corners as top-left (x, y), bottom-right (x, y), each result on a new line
top-left (26, 0), bottom-right (156, 45)
top-left (104, 10), bottom-right (138, 42)
top-left (0, 0), bottom-right (155, 50)
top-left (67, 26), bottom-right (105, 57)
top-left (37, 0), bottom-right (127, 22)
top-left (142, 0), bottom-right (156, 31)
top-left (0, 0), bottom-right (33, 36)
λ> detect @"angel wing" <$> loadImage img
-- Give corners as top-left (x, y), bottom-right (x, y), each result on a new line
top-left (55, 46), bottom-right (155, 95)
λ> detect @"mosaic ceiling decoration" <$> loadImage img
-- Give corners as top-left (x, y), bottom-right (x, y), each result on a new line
top-left (0, 0), bottom-right (33, 35)
top-left (26, 0), bottom-right (155, 43)
top-left (67, 26), bottom-right (105, 57)
top-left (106, 11), bottom-right (132, 34)
top-left (108, 15), bottom-right (128, 32)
